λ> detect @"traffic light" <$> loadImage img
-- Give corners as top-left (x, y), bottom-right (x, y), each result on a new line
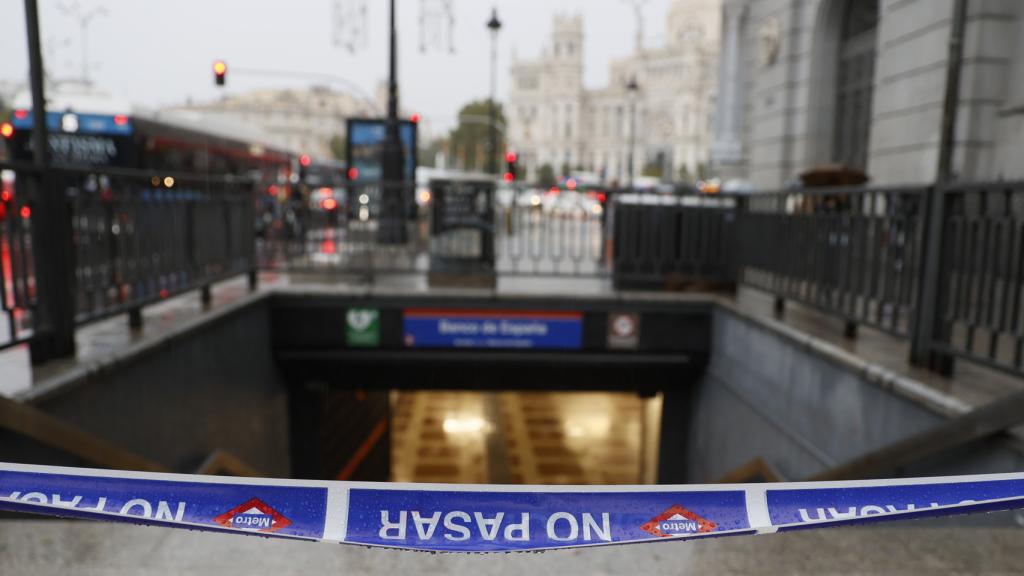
top-left (504, 151), bottom-right (518, 182)
top-left (213, 60), bottom-right (227, 87)
top-left (298, 154), bottom-right (312, 185)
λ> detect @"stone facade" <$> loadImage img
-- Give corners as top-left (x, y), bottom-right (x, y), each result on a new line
top-left (507, 1), bottom-right (721, 185)
top-left (164, 86), bottom-right (374, 159)
top-left (711, 0), bottom-right (1024, 188)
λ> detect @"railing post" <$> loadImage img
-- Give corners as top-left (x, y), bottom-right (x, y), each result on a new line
top-left (24, 0), bottom-right (76, 364)
top-left (729, 194), bottom-right (748, 285)
top-left (844, 321), bottom-right (858, 339)
top-left (128, 308), bottom-right (143, 330)
top-left (773, 296), bottom-right (786, 317)
top-left (910, 185), bottom-right (954, 375)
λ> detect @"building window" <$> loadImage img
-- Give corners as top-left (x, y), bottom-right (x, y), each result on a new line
top-left (833, 0), bottom-right (878, 170)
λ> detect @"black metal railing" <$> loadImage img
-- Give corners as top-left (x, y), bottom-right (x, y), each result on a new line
top-left (738, 186), bottom-right (925, 336)
top-left (65, 167), bottom-right (256, 325)
top-left (921, 181), bottom-right (1024, 375)
top-left (8, 158), bottom-right (1024, 381)
top-left (730, 180), bottom-right (1024, 379)
top-left (612, 194), bottom-right (738, 288)
top-left (0, 161), bottom-right (258, 353)
top-left (258, 183), bottom-right (614, 278)
top-left (257, 181), bottom-right (428, 275)
top-left (0, 164), bottom-right (36, 350)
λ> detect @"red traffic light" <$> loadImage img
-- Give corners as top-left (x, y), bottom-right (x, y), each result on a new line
top-left (213, 60), bottom-right (227, 86)
top-left (347, 167), bottom-right (360, 180)
top-left (299, 154), bottom-right (312, 167)
top-left (503, 172), bottom-right (514, 183)
top-left (505, 151), bottom-right (517, 163)
top-left (409, 113), bottom-right (421, 124)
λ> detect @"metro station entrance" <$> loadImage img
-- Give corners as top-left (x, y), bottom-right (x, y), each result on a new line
top-left (272, 292), bottom-right (709, 485)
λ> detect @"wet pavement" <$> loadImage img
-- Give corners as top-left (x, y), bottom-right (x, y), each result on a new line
top-left (1, 520), bottom-right (1022, 575)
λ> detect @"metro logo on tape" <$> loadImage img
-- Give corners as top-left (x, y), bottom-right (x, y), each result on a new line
top-left (0, 469), bottom-right (327, 540)
top-left (214, 498), bottom-right (292, 533)
top-left (640, 504), bottom-right (717, 537)
top-left (766, 477), bottom-right (1024, 528)
top-left (345, 488), bottom-right (749, 551)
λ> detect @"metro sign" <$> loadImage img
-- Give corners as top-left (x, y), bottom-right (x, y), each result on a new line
top-left (213, 497), bottom-right (292, 533)
top-left (640, 504), bottom-right (716, 537)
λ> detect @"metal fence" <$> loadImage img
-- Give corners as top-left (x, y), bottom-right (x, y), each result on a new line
top-left (8, 161), bottom-right (1024, 381)
top-left (732, 180), bottom-right (1024, 379)
top-left (738, 186), bottom-right (924, 337)
top-left (0, 161), bottom-right (257, 352)
top-left (257, 182), bottom-right (428, 275)
top-left (66, 167), bottom-right (256, 325)
top-left (922, 181), bottom-right (1024, 375)
top-left (0, 165), bottom-right (36, 350)
top-left (612, 194), bottom-right (738, 289)
top-left (258, 182), bottom-right (613, 278)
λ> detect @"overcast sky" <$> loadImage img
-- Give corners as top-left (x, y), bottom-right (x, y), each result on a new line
top-left (0, 0), bottom-right (676, 133)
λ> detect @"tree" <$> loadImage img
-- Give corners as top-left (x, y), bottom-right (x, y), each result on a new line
top-left (537, 164), bottom-right (556, 188)
top-left (329, 135), bottom-right (347, 162)
top-left (419, 138), bottom-right (447, 169)
top-left (448, 99), bottom-right (506, 173)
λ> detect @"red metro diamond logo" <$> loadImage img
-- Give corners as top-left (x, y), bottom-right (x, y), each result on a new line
top-left (214, 498), bottom-right (292, 533)
top-left (641, 505), bottom-right (717, 537)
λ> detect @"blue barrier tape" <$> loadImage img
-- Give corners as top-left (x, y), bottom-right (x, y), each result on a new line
top-left (2, 463), bottom-right (1023, 552)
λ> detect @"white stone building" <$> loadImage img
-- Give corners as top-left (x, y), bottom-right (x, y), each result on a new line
top-left (711, 0), bottom-right (1024, 188)
top-left (164, 86), bottom-right (377, 160)
top-left (507, 1), bottom-right (721, 185)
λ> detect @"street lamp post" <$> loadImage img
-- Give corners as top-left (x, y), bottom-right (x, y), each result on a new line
top-left (626, 76), bottom-right (640, 190)
top-left (487, 9), bottom-right (502, 175)
top-left (379, 0), bottom-right (407, 244)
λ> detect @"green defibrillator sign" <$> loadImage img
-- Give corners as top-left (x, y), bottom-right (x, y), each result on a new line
top-left (346, 308), bottom-right (381, 347)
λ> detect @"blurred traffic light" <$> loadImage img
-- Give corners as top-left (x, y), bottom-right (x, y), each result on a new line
top-left (0, 122), bottom-right (13, 139)
top-left (298, 154), bottom-right (311, 183)
top-left (213, 60), bottom-right (227, 86)
top-left (504, 151), bottom-right (518, 182)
